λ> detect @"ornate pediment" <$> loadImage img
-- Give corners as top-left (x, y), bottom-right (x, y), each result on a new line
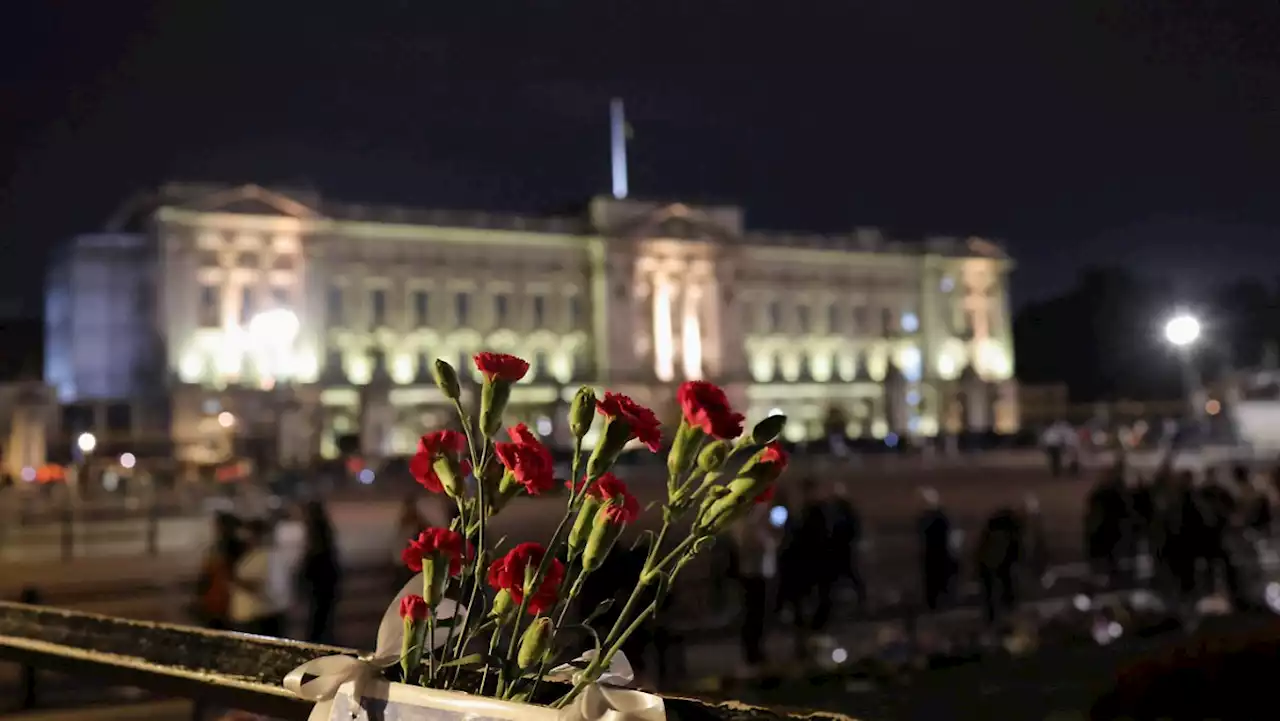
top-left (617, 203), bottom-right (736, 243)
top-left (187, 185), bottom-right (321, 219)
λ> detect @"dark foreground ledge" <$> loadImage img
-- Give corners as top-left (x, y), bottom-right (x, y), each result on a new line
top-left (0, 602), bottom-right (851, 721)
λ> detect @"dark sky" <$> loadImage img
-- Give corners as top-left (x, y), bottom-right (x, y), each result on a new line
top-left (3, 0), bottom-right (1279, 315)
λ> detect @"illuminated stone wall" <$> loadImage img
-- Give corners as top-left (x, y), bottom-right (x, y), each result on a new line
top-left (85, 184), bottom-right (1017, 462)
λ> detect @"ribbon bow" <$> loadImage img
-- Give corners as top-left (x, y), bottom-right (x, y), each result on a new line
top-left (284, 572), bottom-right (465, 721)
top-left (549, 650), bottom-right (666, 721)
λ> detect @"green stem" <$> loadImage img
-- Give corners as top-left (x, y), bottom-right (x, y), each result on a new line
top-left (524, 564), bottom-right (586, 702)
top-left (497, 436), bottom-right (584, 695)
top-left (425, 615), bottom-right (437, 684)
top-left (481, 616), bottom-right (503, 695)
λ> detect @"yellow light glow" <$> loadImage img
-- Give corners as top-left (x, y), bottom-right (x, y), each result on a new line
top-left (868, 347), bottom-right (888, 382)
top-left (836, 352), bottom-right (856, 381)
top-left (391, 353), bottom-right (415, 384)
top-left (783, 420), bottom-right (805, 443)
top-left (553, 352), bottom-right (573, 384)
top-left (653, 280), bottom-right (674, 381)
top-left (217, 411), bottom-right (236, 428)
top-left (810, 352), bottom-right (833, 382)
top-left (780, 353), bottom-right (801, 382)
top-left (979, 341), bottom-right (1012, 380)
top-left (937, 352), bottom-right (958, 380)
top-left (750, 351), bottom-right (775, 382)
top-left (348, 354), bottom-right (372, 385)
top-left (681, 297), bottom-right (703, 380)
top-left (179, 352), bottom-right (204, 383)
top-left (295, 349), bottom-right (319, 383)
top-left (870, 419), bottom-right (888, 439)
top-left (916, 416), bottom-right (940, 436)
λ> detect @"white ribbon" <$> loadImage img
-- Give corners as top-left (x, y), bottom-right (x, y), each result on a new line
top-left (284, 572), bottom-right (465, 721)
top-left (548, 650), bottom-right (666, 721)
top-left (287, 573), bottom-right (663, 721)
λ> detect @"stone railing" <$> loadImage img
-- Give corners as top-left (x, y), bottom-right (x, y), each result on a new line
top-left (0, 601), bottom-right (850, 721)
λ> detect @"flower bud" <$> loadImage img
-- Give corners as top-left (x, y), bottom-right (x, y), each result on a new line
top-left (422, 556), bottom-right (448, 607)
top-left (434, 456), bottom-right (467, 500)
top-left (490, 589), bottom-right (516, 623)
top-left (582, 510), bottom-right (622, 572)
top-left (586, 417), bottom-right (632, 479)
top-left (517, 617), bottom-right (554, 670)
top-left (667, 422), bottom-right (703, 480)
top-left (750, 415), bottom-right (787, 445)
top-left (697, 440), bottom-right (730, 473)
top-left (480, 381), bottom-right (513, 438)
top-left (398, 594), bottom-right (429, 683)
top-left (569, 387), bottom-right (597, 440)
top-left (432, 359), bottom-right (461, 401)
top-left (567, 494), bottom-right (602, 560)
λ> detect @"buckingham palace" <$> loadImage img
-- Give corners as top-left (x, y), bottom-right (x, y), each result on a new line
top-left (44, 183), bottom-right (1017, 465)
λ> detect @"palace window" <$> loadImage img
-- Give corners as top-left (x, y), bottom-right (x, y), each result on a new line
top-left (413, 291), bottom-right (430, 327)
top-left (828, 304), bottom-right (840, 333)
top-left (327, 286), bottom-right (344, 325)
top-left (796, 305), bottom-right (811, 333)
top-left (766, 300), bottom-right (782, 332)
top-left (455, 292), bottom-right (470, 325)
top-left (532, 295), bottom-right (547, 327)
top-left (569, 295), bottom-right (583, 327)
top-left (370, 289), bottom-right (387, 327)
top-left (240, 286), bottom-right (255, 324)
top-left (198, 285), bottom-right (220, 328)
top-left (494, 293), bottom-right (510, 327)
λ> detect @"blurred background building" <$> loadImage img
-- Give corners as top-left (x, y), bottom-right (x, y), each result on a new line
top-left (41, 182), bottom-right (1018, 467)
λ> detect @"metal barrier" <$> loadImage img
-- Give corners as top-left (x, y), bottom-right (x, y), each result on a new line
top-left (0, 601), bottom-right (836, 721)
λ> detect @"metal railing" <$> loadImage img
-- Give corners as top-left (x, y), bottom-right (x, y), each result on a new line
top-left (0, 602), bottom-right (835, 721)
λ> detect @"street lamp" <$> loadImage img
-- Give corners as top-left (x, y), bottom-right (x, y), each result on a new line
top-left (1164, 314), bottom-right (1201, 348)
top-left (76, 432), bottom-right (97, 454)
top-left (1163, 312), bottom-right (1205, 429)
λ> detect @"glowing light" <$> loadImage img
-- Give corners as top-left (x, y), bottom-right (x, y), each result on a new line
top-left (750, 351), bottom-right (775, 382)
top-left (768, 407), bottom-right (784, 417)
top-left (76, 432), bottom-right (97, 454)
top-left (391, 354), bottom-right (415, 385)
top-left (1073, 594), bottom-right (1092, 612)
top-left (653, 280), bottom-right (674, 381)
top-left (1164, 313), bottom-right (1200, 348)
top-left (217, 411), bottom-right (236, 428)
top-left (940, 276), bottom-right (955, 292)
top-left (937, 352), bottom-right (958, 380)
top-left (979, 341), bottom-right (1012, 380)
top-left (831, 648), bottom-right (849, 664)
top-left (179, 353), bottom-right (204, 383)
top-left (906, 390), bottom-right (921, 406)
top-left (901, 312), bottom-right (919, 333)
top-left (884, 432), bottom-right (899, 448)
top-left (1206, 399), bottom-right (1221, 416)
top-left (20, 466), bottom-right (36, 482)
top-left (899, 347), bottom-right (922, 382)
top-left (247, 308), bottom-right (301, 381)
top-left (536, 416), bottom-right (553, 436)
top-left (358, 468), bottom-right (375, 485)
top-left (681, 294), bottom-right (703, 380)
top-left (119, 452), bottom-right (136, 469)
top-left (809, 352), bottom-right (833, 382)
top-left (348, 354), bottom-right (372, 385)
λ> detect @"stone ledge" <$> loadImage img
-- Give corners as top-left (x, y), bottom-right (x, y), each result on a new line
top-left (0, 602), bottom-right (851, 721)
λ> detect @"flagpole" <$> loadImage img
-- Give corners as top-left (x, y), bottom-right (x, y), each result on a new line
top-left (610, 98), bottom-right (629, 200)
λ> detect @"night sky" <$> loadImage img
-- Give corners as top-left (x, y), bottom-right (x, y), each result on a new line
top-left (3, 1), bottom-right (1279, 315)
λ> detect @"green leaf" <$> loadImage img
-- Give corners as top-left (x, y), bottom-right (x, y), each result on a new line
top-left (438, 652), bottom-right (489, 669)
top-left (582, 598), bottom-right (614, 626)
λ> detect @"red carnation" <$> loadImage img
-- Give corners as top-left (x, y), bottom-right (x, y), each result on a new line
top-left (473, 352), bottom-right (530, 383)
top-left (754, 485), bottom-right (777, 505)
top-left (402, 528), bottom-right (471, 576)
top-left (592, 474), bottom-right (641, 524)
top-left (486, 542), bottom-right (565, 615)
top-left (596, 392), bottom-right (663, 452)
top-left (409, 430), bottom-right (471, 494)
top-left (759, 442), bottom-right (790, 474)
top-left (494, 424), bottom-right (556, 495)
top-left (399, 594), bottom-right (430, 621)
top-left (677, 381), bottom-right (745, 440)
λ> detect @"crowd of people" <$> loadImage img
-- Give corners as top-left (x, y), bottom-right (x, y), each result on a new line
top-left (192, 500), bottom-right (341, 642)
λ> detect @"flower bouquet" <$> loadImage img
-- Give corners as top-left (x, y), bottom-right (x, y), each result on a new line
top-left (286, 352), bottom-right (790, 721)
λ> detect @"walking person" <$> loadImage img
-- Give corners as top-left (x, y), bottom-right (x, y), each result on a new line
top-left (298, 500), bottom-right (341, 644)
top-left (917, 487), bottom-right (955, 612)
top-left (229, 518), bottom-right (290, 637)
top-left (975, 507), bottom-right (1023, 626)
top-left (193, 512), bottom-right (243, 630)
top-left (829, 482), bottom-right (868, 613)
top-left (729, 501), bottom-right (779, 676)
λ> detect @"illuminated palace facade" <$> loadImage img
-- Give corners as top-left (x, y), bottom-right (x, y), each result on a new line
top-left (47, 183), bottom-right (1016, 464)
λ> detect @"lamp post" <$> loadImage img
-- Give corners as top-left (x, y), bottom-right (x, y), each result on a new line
top-left (1163, 312), bottom-right (1204, 428)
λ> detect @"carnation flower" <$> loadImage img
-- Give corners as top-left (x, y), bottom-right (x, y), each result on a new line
top-left (486, 542), bottom-right (565, 615)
